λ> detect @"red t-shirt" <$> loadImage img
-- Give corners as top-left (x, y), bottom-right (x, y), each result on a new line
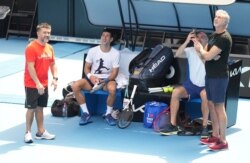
top-left (24, 40), bottom-right (55, 88)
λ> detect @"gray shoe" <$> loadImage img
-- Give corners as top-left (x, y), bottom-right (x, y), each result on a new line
top-left (160, 124), bottom-right (178, 136)
top-left (35, 130), bottom-right (55, 140)
top-left (200, 127), bottom-right (209, 139)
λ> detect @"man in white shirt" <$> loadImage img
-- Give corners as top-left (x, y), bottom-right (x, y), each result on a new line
top-left (72, 28), bottom-right (120, 126)
top-left (160, 30), bottom-right (209, 138)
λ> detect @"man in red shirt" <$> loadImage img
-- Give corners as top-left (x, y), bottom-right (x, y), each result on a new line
top-left (24, 22), bottom-right (58, 143)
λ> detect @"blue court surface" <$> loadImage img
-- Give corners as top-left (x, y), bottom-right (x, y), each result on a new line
top-left (0, 37), bottom-right (250, 163)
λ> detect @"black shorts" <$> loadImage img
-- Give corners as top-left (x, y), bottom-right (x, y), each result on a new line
top-left (25, 87), bottom-right (48, 109)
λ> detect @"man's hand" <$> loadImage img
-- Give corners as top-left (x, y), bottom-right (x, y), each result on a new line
top-left (89, 75), bottom-right (101, 85)
top-left (36, 83), bottom-right (45, 95)
top-left (186, 31), bottom-right (197, 43)
top-left (51, 79), bottom-right (58, 91)
top-left (193, 39), bottom-right (202, 53)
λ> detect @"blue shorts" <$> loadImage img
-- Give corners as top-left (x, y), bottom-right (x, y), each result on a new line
top-left (205, 76), bottom-right (229, 103)
top-left (182, 79), bottom-right (204, 101)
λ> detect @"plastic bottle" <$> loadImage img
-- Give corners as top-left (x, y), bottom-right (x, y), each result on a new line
top-left (62, 102), bottom-right (68, 118)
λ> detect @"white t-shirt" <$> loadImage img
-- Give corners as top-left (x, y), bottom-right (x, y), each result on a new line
top-left (184, 47), bottom-right (205, 87)
top-left (86, 46), bottom-right (120, 79)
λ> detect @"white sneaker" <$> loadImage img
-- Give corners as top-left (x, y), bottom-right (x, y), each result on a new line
top-left (35, 130), bottom-right (56, 140)
top-left (24, 131), bottom-right (33, 143)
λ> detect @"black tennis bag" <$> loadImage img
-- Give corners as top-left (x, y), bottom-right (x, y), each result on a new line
top-left (129, 44), bottom-right (174, 92)
top-left (51, 81), bottom-right (80, 117)
top-left (51, 98), bottom-right (80, 117)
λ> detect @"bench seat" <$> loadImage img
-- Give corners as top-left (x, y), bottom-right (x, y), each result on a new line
top-left (81, 89), bottom-right (123, 115)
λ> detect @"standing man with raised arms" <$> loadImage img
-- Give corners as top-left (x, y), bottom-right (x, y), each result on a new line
top-left (194, 9), bottom-right (232, 151)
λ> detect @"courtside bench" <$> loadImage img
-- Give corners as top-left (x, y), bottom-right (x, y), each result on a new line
top-left (80, 50), bottom-right (242, 128)
top-left (81, 89), bottom-right (123, 115)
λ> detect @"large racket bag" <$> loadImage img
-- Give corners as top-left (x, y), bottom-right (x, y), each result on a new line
top-left (129, 44), bottom-right (174, 92)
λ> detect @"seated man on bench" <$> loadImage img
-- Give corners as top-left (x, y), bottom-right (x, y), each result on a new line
top-left (160, 30), bottom-right (210, 138)
top-left (72, 28), bottom-right (120, 126)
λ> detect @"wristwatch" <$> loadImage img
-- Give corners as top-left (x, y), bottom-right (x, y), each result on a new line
top-left (53, 77), bottom-right (58, 81)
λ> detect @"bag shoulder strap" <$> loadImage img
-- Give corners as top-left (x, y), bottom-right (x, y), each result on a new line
top-left (143, 44), bottom-right (164, 66)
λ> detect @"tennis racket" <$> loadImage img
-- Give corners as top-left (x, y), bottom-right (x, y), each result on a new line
top-left (90, 81), bottom-right (105, 93)
top-left (117, 85), bottom-right (137, 129)
top-left (153, 107), bottom-right (171, 132)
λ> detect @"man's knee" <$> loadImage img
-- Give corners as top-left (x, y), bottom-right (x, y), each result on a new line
top-left (72, 79), bottom-right (87, 92)
top-left (200, 90), bottom-right (207, 100)
top-left (71, 82), bottom-right (79, 92)
top-left (172, 86), bottom-right (186, 99)
top-left (106, 81), bottom-right (117, 93)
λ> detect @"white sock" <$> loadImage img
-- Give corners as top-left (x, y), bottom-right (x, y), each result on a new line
top-left (80, 103), bottom-right (89, 114)
top-left (106, 105), bottom-right (113, 115)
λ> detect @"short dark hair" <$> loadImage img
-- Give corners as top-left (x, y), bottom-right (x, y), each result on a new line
top-left (36, 22), bottom-right (51, 32)
top-left (102, 28), bottom-right (114, 38)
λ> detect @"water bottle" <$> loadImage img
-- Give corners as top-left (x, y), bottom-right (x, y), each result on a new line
top-left (62, 102), bottom-right (68, 118)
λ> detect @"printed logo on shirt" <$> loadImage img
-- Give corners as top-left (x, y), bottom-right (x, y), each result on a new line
top-left (94, 58), bottom-right (110, 74)
top-left (39, 51), bottom-right (52, 60)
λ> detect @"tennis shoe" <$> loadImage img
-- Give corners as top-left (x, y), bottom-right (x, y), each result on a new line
top-left (35, 130), bottom-right (55, 140)
top-left (24, 131), bottom-right (33, 143)
top-left (200, 136), bottom-right (219, 145)
top-left (105, 114), bottom-right (117, 126)
top-left (160, 124), bottom-right (178, 136)
top-left (79, 112), bottom-right (92, 125)
top-left (209, 141), bottom-right (228, 151)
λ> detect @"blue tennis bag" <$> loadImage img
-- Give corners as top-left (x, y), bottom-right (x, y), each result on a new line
top-left (143, 101), bottom-right (168, 128)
